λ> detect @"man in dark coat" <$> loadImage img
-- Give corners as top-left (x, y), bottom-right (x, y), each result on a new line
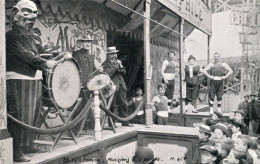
top-left (238, 95), bottom-right (250, 126)
top-left (72, 34), bottom-right (99, 132)
top-left (248, 93), bottom-right (260, 136)
top-left (6, 0), bottom-right (57, 162)
top-left (73, 34), bottom-right (95, 88)
top-left (102, 46), bottom-right (133, 127)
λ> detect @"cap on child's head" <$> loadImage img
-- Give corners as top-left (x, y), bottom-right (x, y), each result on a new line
top-left (235, 110), bottom-right (245, 117)
top-left (214, 111), bottom-right (223, 118)
top-left (199, 145), bottom-right (218, 156)
top-left (133, 147), bottom-right (154, 164)
top-left (196, 125), bottom-right (212, 135)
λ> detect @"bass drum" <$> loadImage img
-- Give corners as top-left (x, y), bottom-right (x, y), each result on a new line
top-left (42, 58), bottom-right (81, 109)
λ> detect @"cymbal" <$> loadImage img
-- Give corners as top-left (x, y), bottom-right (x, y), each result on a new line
top-left (43, 46), bottom-right (60, 53)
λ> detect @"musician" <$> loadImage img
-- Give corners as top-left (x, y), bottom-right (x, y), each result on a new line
top-left (102, 46), bottom-right (133, 127)
top-left (72, 33), bottom-right (100, 132)
top-left (6, 0), bottom-right (58, 162)
top-left (203, 53), bottom-right (233, 114)
top-left (73, 34), bottom-right (96, 88)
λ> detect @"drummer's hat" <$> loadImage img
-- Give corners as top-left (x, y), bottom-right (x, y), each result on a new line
top-left (107, 46), bottom-right (119, 54)
top-left (77, 33), bottom-right (93, 41)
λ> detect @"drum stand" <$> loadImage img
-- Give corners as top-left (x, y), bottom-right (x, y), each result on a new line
top-left (36, 98), bottom-right (82, 152)
top-left (99, 91), bottom-right (117, 133)
top-left (76, 90), bottom-right (117, 137)
top-left (76, 90), bottom-right (94, 137)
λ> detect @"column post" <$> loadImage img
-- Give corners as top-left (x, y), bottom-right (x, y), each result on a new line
top-left (94, 91), bottom-right (102, 141)
top-left (144, 0), bottom-right (153, 125)
top-left (0, 1), bottom-right (13, 163)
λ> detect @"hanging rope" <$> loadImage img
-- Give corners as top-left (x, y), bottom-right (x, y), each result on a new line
top-left (100, 96), bottom-right (144, 122)
top-left (7, 98), bottom-right (93, 134)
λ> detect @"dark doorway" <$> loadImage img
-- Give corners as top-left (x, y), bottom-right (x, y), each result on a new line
top-left (107, 31), bottom-right (144, 98)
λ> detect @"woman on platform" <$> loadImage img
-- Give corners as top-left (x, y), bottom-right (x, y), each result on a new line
top-left (161, 51), bottom-right (178, 99)
top-left (184, 55), bottom-right (205, 113)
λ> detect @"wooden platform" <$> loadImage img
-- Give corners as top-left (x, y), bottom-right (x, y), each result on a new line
top-left (16, 124), bottom-right (143, 164)
top-left (184, 112), bottom-right (229, 127)
top-left (15, 124), bottom-right (201, 164)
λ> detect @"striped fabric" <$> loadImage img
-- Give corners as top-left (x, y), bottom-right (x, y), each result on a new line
top-left (7, 79), bottom-right (42, 147)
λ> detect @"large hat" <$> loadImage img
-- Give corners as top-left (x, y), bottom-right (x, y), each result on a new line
top-left (107, 46), bottom-right (119, 54)
top-left (211, 123), bottom-right (231, 137)
top-left (196, 125), bottom-right (212, 135)
top-left (188, 55), bottom-right (196, 61)
top-left (132, 147), bottom-right (154, 163)
top-left (199, 145), bottom-right (218, 156)
top-left (77, 34), bottom-right (93, 41)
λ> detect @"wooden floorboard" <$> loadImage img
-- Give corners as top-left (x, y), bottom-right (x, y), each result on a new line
top-left (15, 124), bottom-right (145, 164)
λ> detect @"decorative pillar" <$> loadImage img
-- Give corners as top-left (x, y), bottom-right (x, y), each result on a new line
top-left (94, 91), bottom-right (102, 141)
top-left (179, 18), bottom-right (184, 117)
top-left (0, 1), bottom-right (13, 163)
top-left (144, 0), bottom-right (153, 125)
top-left (207, 35), bottom-right (211, 104)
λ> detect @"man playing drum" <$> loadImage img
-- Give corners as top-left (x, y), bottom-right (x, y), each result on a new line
top-left (102, 46), bottom-right (133, 127)
top-left (72, 33), bottom-right (101, 132)
top-left (203, 53), bottom-right (233, 115)
top-left (73, 33), bottom-right (96, 88)
top-left (6, 0), bottom-right (60, 162)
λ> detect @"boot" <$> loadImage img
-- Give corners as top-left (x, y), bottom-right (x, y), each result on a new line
top-left (192, 105), bottom-right (198, 113)
top-left (14, 148), bottom-right (31, 162)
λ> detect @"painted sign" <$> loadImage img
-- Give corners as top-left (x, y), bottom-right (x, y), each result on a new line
top-left (157, 0), bottom-right (212, 35)
top-left (148, 143), bottom-right (188, 164)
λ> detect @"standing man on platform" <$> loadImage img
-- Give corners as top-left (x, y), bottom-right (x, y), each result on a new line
top-left (102, 46), bottom-right (133, 127)
top-left (6, 0), bottom-right (57, 162)
top-left (73, 33), bottom-right (96, 88)
top-left (161, 51), bottom-right (178, 99)
top-left (72, 34), bottom-right (97, 132)
top-left (203, 53), bottom-right (233, 114)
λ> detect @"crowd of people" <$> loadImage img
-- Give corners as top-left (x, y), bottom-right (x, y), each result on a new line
top-left (197, 93), bottom-right (260, 164)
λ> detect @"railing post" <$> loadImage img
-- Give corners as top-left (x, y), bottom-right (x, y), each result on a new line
top-left (94, 91), bottom-right (102, 141)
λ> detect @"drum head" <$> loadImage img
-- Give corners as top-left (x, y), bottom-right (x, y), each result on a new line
top-left (51, 60), bottom-right (81, 108)
top-left (87, 73), bottom-right (109, 91)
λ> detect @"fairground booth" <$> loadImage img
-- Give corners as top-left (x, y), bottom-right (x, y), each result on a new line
top-left (0, 0), bottom-right (215, 163)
